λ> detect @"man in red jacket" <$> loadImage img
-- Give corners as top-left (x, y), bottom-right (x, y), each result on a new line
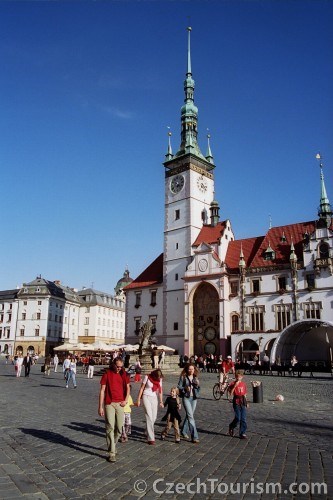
top-left (98, 357), bottom-right (130, 462)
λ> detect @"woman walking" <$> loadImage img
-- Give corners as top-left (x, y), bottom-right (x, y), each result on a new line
top-left (137, 369), bottom-right (164, 445)
top-left (177, 363), bottom-right (200, 443)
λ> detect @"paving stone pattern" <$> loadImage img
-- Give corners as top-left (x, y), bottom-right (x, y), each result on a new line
top-left (0, 361), bottom-right (332, 499)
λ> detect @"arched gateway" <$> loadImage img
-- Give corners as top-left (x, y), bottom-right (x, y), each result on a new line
top-left (270, 319), bottom-right (333, 364)
top-left (192, 283), bottom-right (220, 356)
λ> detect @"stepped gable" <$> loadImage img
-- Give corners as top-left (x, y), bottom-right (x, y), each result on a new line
top-left (124, 253), bottom-right (163, 290)
top-left (192, 221), bottom-right (227, 247)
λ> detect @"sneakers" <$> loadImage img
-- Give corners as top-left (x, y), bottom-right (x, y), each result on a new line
top-left (74, 386), bottom-right (77, 389)
top-left (228, 428), bottom-right (234, 437)
top-left (65, 385), bottom-right (68, 389)
top-left (192, 439), bottom-right (200, 444)
top-left (240, 434), bottom-right (247, 440)
top-left (107, 454), bottom-right (116, 462)
top-left (181, 434), bottom-right (190, 439)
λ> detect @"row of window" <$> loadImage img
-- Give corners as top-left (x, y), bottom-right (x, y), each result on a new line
top-left (133, 317), bottom-right (179, 334)
top-left (84, 318), bottom-right (122, 327)
top-left (83, 329), bottom-right (123, 339)
top-left (19, 328), bottom-right (40, 337)
top-left (85, 307), bottom-right (123, 316)
top-left (135, 290), bottom-right (157, 308)
top-left (0, 304), bottom-right (13, 311)
top-left (0, 328), bottom-right (10, 339)
top-left (0, 313), bottom-right (12, 323)
top-left (230, 274), bottom-right (317, 296)
top-left (83, 295), bottom-right (124, 308)
top-left (231, 301), bottom-right (322, 332)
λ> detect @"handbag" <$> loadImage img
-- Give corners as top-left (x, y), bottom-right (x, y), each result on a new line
top-left (178, 376), bottom-right (187, 398)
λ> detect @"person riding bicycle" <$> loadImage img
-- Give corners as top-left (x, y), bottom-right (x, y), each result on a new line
top-left (219, 356), bottom-right (235, 388)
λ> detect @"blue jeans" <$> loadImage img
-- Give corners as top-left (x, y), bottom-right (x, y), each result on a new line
top-left (66, 370), bottom-right (76, 387)
top-left (230, 404), bottom-right (247, 436)
top-left (181, 397), bottom-right (198, 440)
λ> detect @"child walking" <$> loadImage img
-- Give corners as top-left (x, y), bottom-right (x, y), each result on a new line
top-left (228, 370), bottom-right (249, 439)
top-left (161, 387), bottom-right (182, 443)
top-left (120, 390), bottom-right (134, 442)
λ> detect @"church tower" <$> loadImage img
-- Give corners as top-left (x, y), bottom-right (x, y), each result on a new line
top-left (163, 27), bottom-right (216, 345)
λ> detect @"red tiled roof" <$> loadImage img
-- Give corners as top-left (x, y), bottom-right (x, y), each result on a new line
top-left (225, 236), bottom-right (263, 270)
top-left (226, 221), bottom-right (317, 270)
top-left (123, 253), bottom-right (164, 290)
top-left (193, 221), bottom-right (227, 246)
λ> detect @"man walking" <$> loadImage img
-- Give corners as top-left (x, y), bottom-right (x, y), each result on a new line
top-left (98, 358), bottom-right (130, 463)
top-left (23, 352), bottom-right (32, 377)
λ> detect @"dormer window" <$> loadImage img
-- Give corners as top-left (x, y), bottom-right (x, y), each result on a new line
top-left (280, 232), bottom-right (287, 243)
top-left (264, 244), bottom-right (275, 261)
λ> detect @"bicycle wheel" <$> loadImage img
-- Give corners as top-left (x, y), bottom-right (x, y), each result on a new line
top-left (213, 383), bottom-right (222, 400)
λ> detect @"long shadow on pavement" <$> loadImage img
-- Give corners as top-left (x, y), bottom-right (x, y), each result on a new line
top-left (19, 428), bottom-right (106, 458)
top-left (64, 422), bottom-right (148, 442)
top-left (254, 417), bottom-right (333, 433)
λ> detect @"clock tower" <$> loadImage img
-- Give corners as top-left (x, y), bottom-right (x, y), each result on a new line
top-left (163, 27), bottom-right (216, 346)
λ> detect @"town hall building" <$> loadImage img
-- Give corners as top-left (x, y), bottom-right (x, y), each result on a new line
top-left (124, 28), bottom-right (333, 365)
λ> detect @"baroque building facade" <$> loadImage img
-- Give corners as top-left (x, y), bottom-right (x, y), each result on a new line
top-left (124, 28), bottom-right (333, 364)
top-left (0, 272), bottom-right (129, 356)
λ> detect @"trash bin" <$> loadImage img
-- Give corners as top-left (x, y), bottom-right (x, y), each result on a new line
top-left (252, 381), bottom-right (263, 403)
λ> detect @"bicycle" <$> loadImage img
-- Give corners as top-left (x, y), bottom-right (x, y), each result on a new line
top-left (213, 375), bottom-right (232, 401)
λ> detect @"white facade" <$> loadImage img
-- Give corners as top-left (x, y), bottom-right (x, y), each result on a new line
top-left (0, 277), bottom-right (127, 356)
top-left (0, 291), bottom-right (18, 356)
top-left (78, 288), bottom-right (126, 344)
top-left (125, 28), bottom-right (333, 363)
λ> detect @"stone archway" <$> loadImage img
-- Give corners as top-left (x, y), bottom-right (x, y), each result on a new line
top-left (271, 320), bottom-right (333, 363)
top-left (236, 338), bottom-right (259, 362)
top-left (263, 338), bottom-right (276, 358)
top-left (193, 283), bottom-right (219, 356)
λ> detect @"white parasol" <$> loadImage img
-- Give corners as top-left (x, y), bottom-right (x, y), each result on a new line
top-left (155, 345), bottom-right (176, 352)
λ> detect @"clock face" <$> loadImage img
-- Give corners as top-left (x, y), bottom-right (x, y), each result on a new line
top-left (197, 175), bottom-right (208, 193)
top-left (170, 175), bottom-right (185, 194)
top-left (204, 326), bottom-right (216, 341)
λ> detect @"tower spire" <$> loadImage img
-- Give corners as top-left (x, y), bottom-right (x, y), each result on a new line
top-left (316, 153), bottom-right (332, 228)
top-left (187, 25), bottom-right (192, 76)
top-left (165, 127), bottom-right (173, 161)
top-left (174, 27), bottom-right (205, 160)
top-left (205, 130), bottom-right (214, 164)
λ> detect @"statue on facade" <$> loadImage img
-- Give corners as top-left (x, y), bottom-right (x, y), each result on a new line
top-left (138, 319), bottom-right (153, 354)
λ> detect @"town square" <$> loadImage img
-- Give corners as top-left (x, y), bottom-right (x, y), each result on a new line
top-left (0, 1), bottom-right (332, 499)
top-left (0, 360), bottom-right (332, 499)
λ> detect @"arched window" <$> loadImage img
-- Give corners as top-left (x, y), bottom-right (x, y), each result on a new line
top-left (319, 242), bottom-right (329, 259)
top-left (231, 314), bottom-right (239, 332)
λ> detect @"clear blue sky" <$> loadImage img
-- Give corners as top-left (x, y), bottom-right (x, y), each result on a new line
top-left (1, 0), bottom-right (332, 293)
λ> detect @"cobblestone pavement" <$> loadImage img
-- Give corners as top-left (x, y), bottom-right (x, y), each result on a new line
top-left (0, 361), bottom-right (332, 500)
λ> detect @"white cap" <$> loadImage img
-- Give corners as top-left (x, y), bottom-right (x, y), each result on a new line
top-left (227, 355), bottom-right (232, 359)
